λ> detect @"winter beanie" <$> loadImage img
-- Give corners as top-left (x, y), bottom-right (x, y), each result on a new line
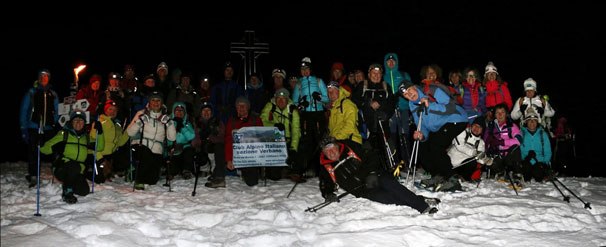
top-left (301, 57), bottom-right (312, 68)
top-left (104, 100), bottom-right (118, 113)
top-left (472, 116), bottom-right (486, 130)
top-left (326, 81), bottom-right (340, 89)
top-left (485, 61), bottom-right (498, 75)
top-left (524, 78), bottom-right (537, 91)
top-left (235, 96), bottom-right (250, 110)
top-left (275, 88), bottom-right (290, 98)
top-left (272, 68), bottom-right (286, 79)
top-left (90, 74), bottom-right (102, 84)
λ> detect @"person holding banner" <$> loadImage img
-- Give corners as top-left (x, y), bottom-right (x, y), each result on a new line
top-left (318, 136), bottom-right (438, 214)
top-left (260, 88), bottom-right (302, 182)
top-left (225, 96), bottom-right (277, 186)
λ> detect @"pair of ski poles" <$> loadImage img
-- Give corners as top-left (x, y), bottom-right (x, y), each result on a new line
top-left (406, 105), bottom-right (425, 184)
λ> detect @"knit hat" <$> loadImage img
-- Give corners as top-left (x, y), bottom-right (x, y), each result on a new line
top-left (319, 135), bottom-right (338, 149)
top-left (471, 116), bottom-right (486, 130)
top-left (272, 68), bottom-right (286, 79)
top-left (235, 96), bottom-right (250, 109)
top-left (108, 72), bottom-right (121, 80)
top-left (331, 62), bottom-right (345, 72)
top-left (90, 74), bottom-right (102, 84)
top-left (149, 90), bottom-right (163, 101)
top-left (70, 110), bottom-right (87, 122)
top-left (398, 80), bottom-right (415, 94)
top-left (274, 88), bottom-right (290, 98)
top-left (368, 63), bottom-right (383, 72)
top-left (524, 78), bottom-right (537, 91)
top-left (143, 74), bottom-right (155, 82)
top-left (224, 61), bottom-right (233, 70)
top-left (200, 101), bottom-right (212, 111)
top-left (301, 57), bottom-right (312, 68)
top-left (157, 62), bottom-right (168, 72)
top-left (39, 69), bottom-right (51, 79)
top-left (327, 81), bottom-right (340, 89)
top-left (484, 61), bottom-right (498, 75)
top-left (104, 99), bottom-right (118, 113)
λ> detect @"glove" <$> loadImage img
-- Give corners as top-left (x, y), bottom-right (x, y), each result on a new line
top-left (527, 150), bottom-right (536, 160)
top-left (365, 172), bottom-right (379, 189)
top-left (536, 107), bottom-right (544, 115)
top-left (520, 104), bottom-right (528, 113)
top-left (274, 123), bottom-right (285, 131)
top-left (312, 91), bottom-right (322, 101)
top-left (324, 193), bottom-right (339, 203)
top-left (93, 121), bottom-right (103, 135)
top-left (21, 128), bottom-right (29, 144)
top-left (289, 104), bottom-right (297, 112)
top-left (174, 117), bottom-right (184, 132)
top-left (160, 114), bottom-right (170, 124)
top-left (297, 100), bottom-right (309, 110)
top-left (139, 114), bottom-right (150, 125)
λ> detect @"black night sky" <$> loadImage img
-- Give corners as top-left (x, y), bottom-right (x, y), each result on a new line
top-left (6, 2), bottom-right (605, 175)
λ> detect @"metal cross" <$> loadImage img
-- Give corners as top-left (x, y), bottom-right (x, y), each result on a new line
top-left (230, 30), bottom-right (269, 90)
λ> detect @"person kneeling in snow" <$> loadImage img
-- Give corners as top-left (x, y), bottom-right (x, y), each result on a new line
top-left (319, 136), bottom-right (438, 214)
top-left (41, 111), bottom-right (104, 204)
top-left (520, 113), bottom-right (553, 183)
top-left (447, 117), bottom-right (493, 184)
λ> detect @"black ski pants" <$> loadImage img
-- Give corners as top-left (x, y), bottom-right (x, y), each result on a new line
top-left (133, 145), bottom-right (163, 185)
top-left (364, 172), bottom-right (429, 213)
top-left (418, 122), bottom-right (467, 179)
top-left (53, 159), bottom-right (89, 196)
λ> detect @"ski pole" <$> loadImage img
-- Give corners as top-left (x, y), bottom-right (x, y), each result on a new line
top-left (286, 181), bottom-right (299, 198)
top-left (192, 154), bottom-right (199, 196)
top-left (35, 120), bottom-right (43, 217)
top-left (550, 178), bottom-right (570, 203)
top-left (305, 191), bottom-right (351, 213)
top-left (507, 170), bottom-right (519, 196)
top-left (378, 120), bottom-right (396, 171)
top-left (554, 177), bottom-right (591, 209)
top-left (91, 120), bottom-right (99, 193)
top-left (406, 108), bottom-right (423, 184)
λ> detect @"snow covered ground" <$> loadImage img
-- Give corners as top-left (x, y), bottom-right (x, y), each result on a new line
top-left (1, 161), bottom-right (605, 247)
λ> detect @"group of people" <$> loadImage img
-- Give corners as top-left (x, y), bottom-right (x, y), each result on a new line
top-left (20, 54), bottom-right (563, 214)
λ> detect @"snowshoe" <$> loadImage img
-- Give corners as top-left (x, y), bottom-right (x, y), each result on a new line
top-left (424, 197), bottom-right (441, 208)
top-left (435, 177), bottom-right (462, 192)
top-left (62, 193), bottom-right (77, 204)
top-left (420, 175), bottom-right (444, 189)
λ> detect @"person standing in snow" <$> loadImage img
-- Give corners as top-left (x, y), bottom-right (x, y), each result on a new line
top-left (41, 111), bottom-right (104, 204)
top-left (383, 53), bottom-right (413, 164)
top-left (460, 68), bottom-right (487, 123)
top-left (224, 96), bottom-right (266, 186)
top-left (166, 72), bottom-right (201, 119)
top-left (510, 78), bottom-right (555, 130)
top-left (483, 61), bottom-right (513, 112)
top-left (76, 74), bottom-right (103, 117)
top-left (245, 73), bottom-right (270, 116)
top-left (398, 82), bottom-right (468, 191)
top-left (127, 91), bottom-right (177, 190)
top-left (329, 62), bottom-right (352, 94)
top-left (326, 81), bottom-right (362, 153)
top-left (20, 69), bottom-right (59, 187)
top-left (319, 136), bottom-right (438, 214)
top-left (96, 72), bottom-right (127, 123)
top-left (210, 61), bottom-right (245, 124)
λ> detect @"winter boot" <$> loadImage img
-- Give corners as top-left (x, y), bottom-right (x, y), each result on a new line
top-left (205, 178), bottom-right (226, 188)
top-left (28, 176), bottom-right (38, 188)
top-left (422, 206), bottom-right (439, 214)
top-left (435, 176), bottom-right (462, 192)
top-left (62, 188), bottom-right (77, 204)
top-left (182, 170), bottom-right (193, 180)
top-left (424, 197), bottom-right (441, 208)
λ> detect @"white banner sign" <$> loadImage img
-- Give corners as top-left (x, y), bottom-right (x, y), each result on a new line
top-left (232, 126), bottom-right (288, 168)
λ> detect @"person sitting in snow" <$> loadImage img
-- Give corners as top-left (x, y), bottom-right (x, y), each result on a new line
top-left (41, 111), bottom-right (104, 204)
top-left (319, 136), bottom-right (438, 214)
top-left (447, 117), bottom-right (493, 184)
top-left (166, 102), bottom-right (196, 180)
top-left (126, 91), bottom-right (176, 190)
top-left (484, 103), bottom-right (523, 181)
top-left (520, 113), bottom-right (553, 183)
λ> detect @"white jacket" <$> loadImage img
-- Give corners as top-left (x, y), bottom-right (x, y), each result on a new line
top-left (447, 128), bottom-right (486, 168)
top-left (127, 107), bottom-right (176, 155)
top-left (510, 95), bottom-right (555, 127)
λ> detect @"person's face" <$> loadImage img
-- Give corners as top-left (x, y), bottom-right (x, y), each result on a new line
top-left (355, 71), bottom-right (365, 82)
top-left (471, 123), bottom-right (483, 136)
top-left (125, 70), bottom-right (134, 78)
top-left (403, 87), bottom-right (418, 102)
top-left (526, 119), bottom-right (538, 131)
top-left (486, 72), bottom-right (497, 81)
top-left (72, 117), bottom-right (85, 131)
top-left (224, 67), bottom-right (233, 80)
top-left (273, 76), bottom-right (284, 89)
top-left (425, 67), bottom-right (437, 81)
top-left (300, 67), bottom-right (311, 77)
top-left (181, 77), bottom-right (191, 89)
top-left (158, 68), bottom-right (168, 77)
top-left (236, 102), bottom-right (248, 118)
top-left (386, 59), bottom-right (396, 69)
top-left (40, 74), bottom-right (50, 86)
top-left (250, 76), bottom-right (260, 87)
top-left (466, 72), bottom-right (476, 84)
top-left (328, 87), bottom-right (340, 103)
top-left (105, 106), bottom-right (118, 118)
top-left (91, 81), bottom-right (101, 91)
top-left (174, 107), bottom-right (185, 118)
top-left (451, 73), bottom-right (461, 85)
top-left (201, 80), bottom-right (210, 90)
top-left (109, 78), bottom-right (120, 87)
top-left (525, 90), bottom-right (536, 98)
top-left (201, 108), bottom-right (212, 120)
top-left (495, 108), bottom-right (507, 124)
top-left (323, 145), bottom-right (340, 162)
top-left (276, 96), bottom-right (288, 110)
top-left (149, 98), bottom-right (162, 111)
top-left (348, 73), bottom-right (356, 83)
top-left (332, 69), bottom-right (343, 80)
top-left (368, 69), bottom-right (382, 83)
top-left (145, 79), bottom-right (155, 88)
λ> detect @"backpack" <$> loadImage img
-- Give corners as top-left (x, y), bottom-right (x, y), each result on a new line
top-left (416, 84), bottom-right (460, 116)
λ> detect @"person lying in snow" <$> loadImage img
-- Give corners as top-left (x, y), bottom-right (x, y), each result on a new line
top-left (318, 136), bottom-right (438, 214)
